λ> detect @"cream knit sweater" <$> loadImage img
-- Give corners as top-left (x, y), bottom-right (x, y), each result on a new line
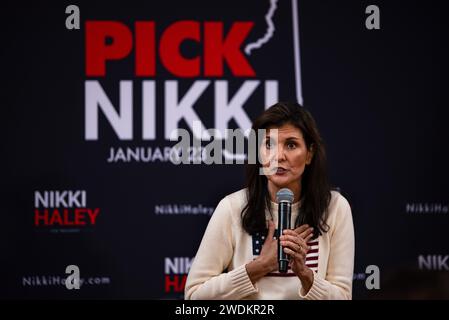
top-left (185, 189), bottom-right (355, 300)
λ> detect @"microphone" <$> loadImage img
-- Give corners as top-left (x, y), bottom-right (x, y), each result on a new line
top-left (276, 188), bottom-right (294, 273)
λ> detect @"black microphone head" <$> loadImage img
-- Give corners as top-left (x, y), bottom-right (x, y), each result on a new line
top-left (276, 188), bottom-right (294, 203)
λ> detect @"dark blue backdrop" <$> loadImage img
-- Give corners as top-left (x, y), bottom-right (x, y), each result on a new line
top-left (1, 0), bottom-right (448, 299)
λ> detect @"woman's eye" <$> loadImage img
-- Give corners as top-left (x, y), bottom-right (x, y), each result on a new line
top-left (266, 140), bottom-right (272, 149)
top-left (287, 143), bottom-right (296, 149)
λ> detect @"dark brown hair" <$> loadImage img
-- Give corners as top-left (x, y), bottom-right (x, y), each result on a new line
top-left (241, 102), bottom-right (331, 238)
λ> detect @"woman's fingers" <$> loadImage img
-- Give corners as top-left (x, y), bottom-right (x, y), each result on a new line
top-left (280, 239), bottom-right (301, 253)
top-left (283, 228), bottom-right (313, 238)
top-left (280, 239), bottom-right (309, 253)
top-left (282, 229), bottom-right (298, 237)
top-left (283, 223), bottom-right (314, 241)
top-left (279, 234), bottom-right (296, 242)
top-left (293, 224), bottom-right (309, 235)
top-left (283, 247), bottom-right (306, 262)
top-left (299, 227), bottom-right (314, 239)
top-left (279, 234), bottom-right (305, 246)
top-left (305, 233), bottom-right (313, 242)
top-left (280, 233), bottom-right (310, 248)
top-left (287, 226), bottom-right (314, 239)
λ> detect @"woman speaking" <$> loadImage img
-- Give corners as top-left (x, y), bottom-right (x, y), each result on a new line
top-left (185, 102), bottom-right (355, 300)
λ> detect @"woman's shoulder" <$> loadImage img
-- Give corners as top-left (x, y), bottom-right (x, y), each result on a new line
top-left (223, 188), bottom-right (247, 202)
top-left (327, 190), bottom-right (352, 222)
top-left (221, 188), bottom-right (248, 211)
top-left (329, 190), bottom-right (350, 208)
top-left (325, 190), bottom-right (354, 240)
top-left (212, 188), bottom-right (247, 220)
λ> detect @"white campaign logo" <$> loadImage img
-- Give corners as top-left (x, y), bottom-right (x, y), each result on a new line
top-left (245, 0), bottom-right (278, 55)
top-left (84, 1), bottom-right (304, 164)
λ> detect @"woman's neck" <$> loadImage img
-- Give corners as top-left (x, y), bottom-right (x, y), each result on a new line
top-left (267, 180), bottom-right (302, 203)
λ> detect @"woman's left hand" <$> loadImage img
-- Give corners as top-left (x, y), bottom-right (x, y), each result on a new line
top-left (279, 226), bottom-right (315, 291)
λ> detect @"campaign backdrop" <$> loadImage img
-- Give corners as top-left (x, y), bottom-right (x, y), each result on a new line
top-left (1, 0), bottom-right (448, 299)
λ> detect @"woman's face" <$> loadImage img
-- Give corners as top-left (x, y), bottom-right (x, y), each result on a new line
top-left (260, 123), bottom-right (313, 192)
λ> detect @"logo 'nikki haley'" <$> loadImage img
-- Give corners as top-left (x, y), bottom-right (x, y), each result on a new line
top-left (34, 190), bottom-right (100, 232)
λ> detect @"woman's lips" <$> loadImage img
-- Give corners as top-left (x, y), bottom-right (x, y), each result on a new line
top-left (275, 167), bottom-right (287, 175)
